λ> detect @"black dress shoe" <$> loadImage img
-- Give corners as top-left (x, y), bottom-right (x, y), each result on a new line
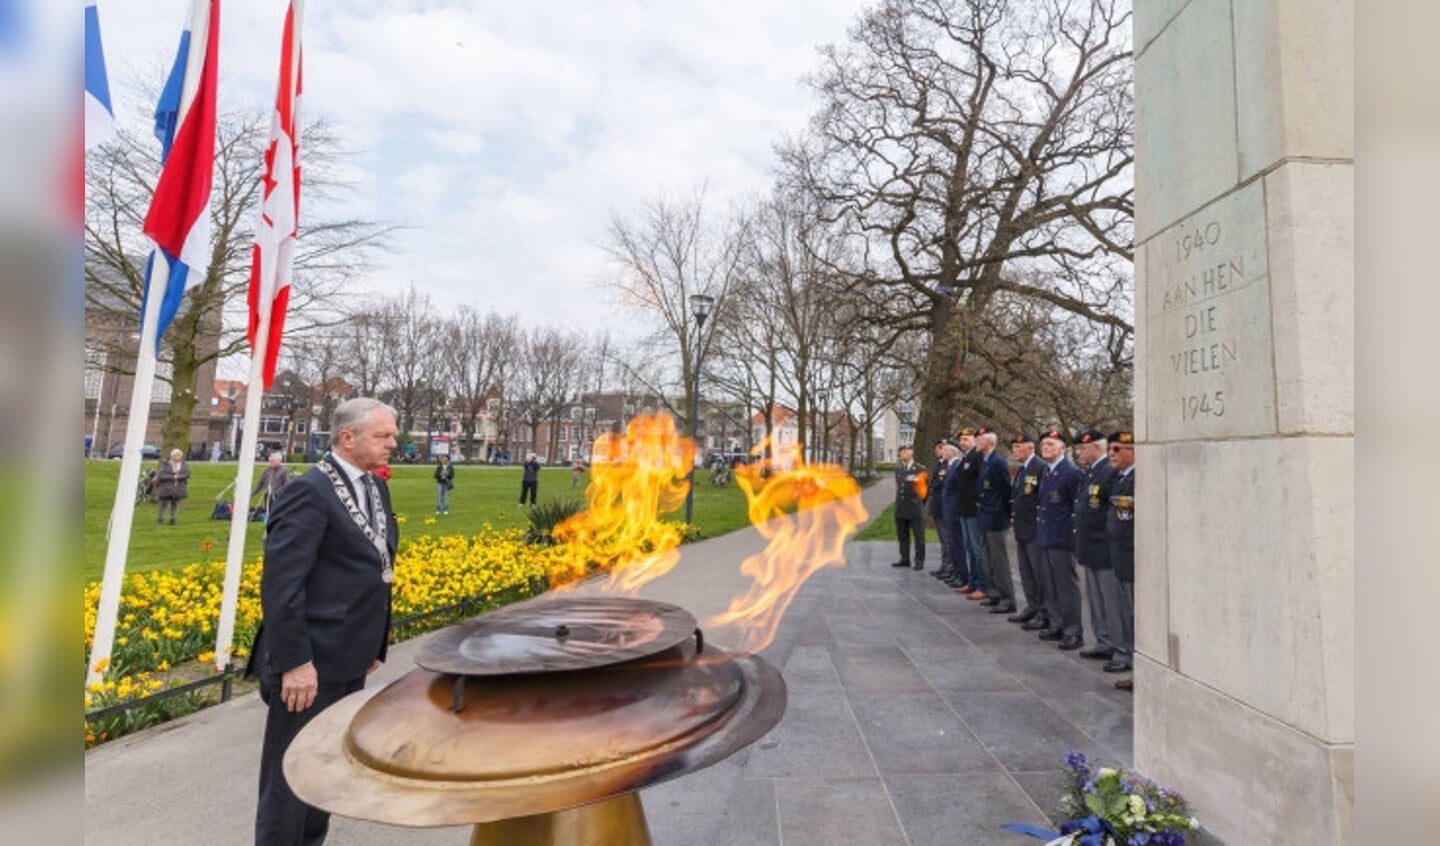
top-left (1114, 678), bottom-right (1133, 691)
top-left (912, 562), bottom-right (924, 570)
top-left (1058, 636), bottom-right (1084, 650)
top-left (890, 560), bottom-right (910, 568)
top-left (978, 597), bottom-right (999, 607)
top-left (1021, 618), bottom-right (1049, 631)
top-left (1079, 648), bottom-right (1114, 660)
top-left (987, 604), bottom-right (1016, 614)
top-left (1007, 609), bottom-right (1037, 624)
top-left (1102, 660), bottom-right (1132, 673)
top-left (1038, 629), bottom-right (1063, 641)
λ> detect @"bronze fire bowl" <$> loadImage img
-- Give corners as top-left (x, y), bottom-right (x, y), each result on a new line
top-left (284, 598), bottom-right (786, 828)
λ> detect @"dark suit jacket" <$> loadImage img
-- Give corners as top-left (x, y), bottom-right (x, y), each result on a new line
top-left (1036, 457), bottom-right (1083, 550)
top-left (1107, 468), bottom-right (1135, 582)
top-left (952, 448), bottom-right (982, 516)
top-left (249, 458), bottom-right (396, 686)
top-left (926, 457), bottom-right (948, 518)
top-left (1074, 456), bottom-right (1116, 568)
top-left (976, 451), bottom-right (1013, 532)
top-left (1010, 456), bottom-right (1043, 542)
top-left (941, 457), bottom-right (966, 522)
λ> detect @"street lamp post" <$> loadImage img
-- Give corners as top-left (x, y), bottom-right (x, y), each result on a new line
top-left (817, 390), bottom-right (828, 464)
top-left (684, 294), bottom-right (715, 525)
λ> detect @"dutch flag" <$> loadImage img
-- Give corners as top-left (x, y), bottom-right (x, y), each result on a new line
top-left (140, 0), bottom-right (220, 351)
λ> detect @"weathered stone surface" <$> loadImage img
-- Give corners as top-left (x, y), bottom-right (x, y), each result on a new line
top-left (1143, 181), bottom-right (1275, 441)
top-left (1132, 444), bottom-right (1168, 665)
top-left (1233, 0), bottom-right (1355, 179)
top-left (1135, 657), bottom-right (1351, 846)
top-left (1135, 0), bottom-right (1237, 241)
top-left (1265, 162), bottom-right (1355, 435)
top-left (1161, 437), bottom-right (1352, 742)
top-left (1133, 241), bottom-right (1150, 442)
top-left (1134, 0), bottom-right (1191, 58)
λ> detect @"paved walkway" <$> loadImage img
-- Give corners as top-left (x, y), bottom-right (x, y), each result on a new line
top-left (85, 478), bottom-right (1132, 845)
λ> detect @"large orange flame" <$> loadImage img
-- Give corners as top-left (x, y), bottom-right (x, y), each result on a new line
top-left (550, 414), bottom-right (692, 592)
top-left (705, 443), bottom-right (868, 655)
top-left (546, 419), bottom-right (868, 656)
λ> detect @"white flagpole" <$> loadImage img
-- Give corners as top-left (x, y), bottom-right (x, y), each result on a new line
top-left (213, 314), bottom-right (269, 671)
top-left (88, 252), bottom-right (169, 686)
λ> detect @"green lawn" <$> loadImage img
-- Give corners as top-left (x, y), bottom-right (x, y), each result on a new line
top-left (84, 461), bottom-right (758, 583)
top-left (853, 503), bottom-right (942, 543)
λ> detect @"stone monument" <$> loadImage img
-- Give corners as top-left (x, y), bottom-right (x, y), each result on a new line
top-left (1131, 2), bottom-right (1353, 844)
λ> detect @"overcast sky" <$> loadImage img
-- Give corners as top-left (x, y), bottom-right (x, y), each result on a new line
top-left (98, 0), bottom-right (873, 373)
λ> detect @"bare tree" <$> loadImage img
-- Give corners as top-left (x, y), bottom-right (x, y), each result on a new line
top-left (84, 109), bottom-right (394, 448)
top-left (780, 0), bottom-right (1135, 448)
top-left (374, 285), bottom-right (439, 445)
top-left (440, 307), bottom-right (519, 462)
top-left (602, 187), bottom-right (746, 428)
top-left (510, 326), bottom-right (586, 462)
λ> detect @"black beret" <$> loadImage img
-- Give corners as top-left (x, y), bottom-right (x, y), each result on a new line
top-left (1011, 432), bottom-right (1033, 445)
top-left (1039, 428), bottom-right (1068, 444)
top-left (1108, 431), bottom-right (1135, 445)
top-left (976, 426), bottom-right (996, 436)
top-left (945, 438), bottom-right (962, 449)
top-left (1076, 428), bottom-right (1106, 444)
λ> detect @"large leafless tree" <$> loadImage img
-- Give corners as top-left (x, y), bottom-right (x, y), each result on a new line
top-left (781, 0), bottom-right (1135, 446)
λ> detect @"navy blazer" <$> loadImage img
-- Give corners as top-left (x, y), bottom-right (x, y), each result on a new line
top-left (249, 459), bottom-right (397, 686)
top-left (951, 448), bottom-right (982, 516)
top-left (926, 457), bottom-right (948, 517)
top-left (1010, 456), bottom-right (1044, 542)
top-left (1107, 468), bottom-right (1136, 582)
top-left (976, 451), bottom-right (1012, 532)
top-left (1074, 456), bottom-right (1116, 568)
top-left (941, 457), bottom-right (966, 522)
top-left (1036, 457), bottom-right (1084, 550)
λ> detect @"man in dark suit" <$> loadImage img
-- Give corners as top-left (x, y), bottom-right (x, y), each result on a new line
top-left (928, 440), bottom-right (956, 582)
top-left (974, 427), bottom-right (1015, 612)
top-left (1008, 433), bottom-right (1052, 629)
top-left (951, 428), bottom-right (987, 599)
top-left (1073, 429), bottom-right (1125, 664)
top-left (249, 398), bottom-right (400, 846)
top-left (1035, 429), bottom-right (1085, 650)
top-left (891, 444), bottom-right (927, 570)
top-left (1106, 431), bottom-right (1137, 688)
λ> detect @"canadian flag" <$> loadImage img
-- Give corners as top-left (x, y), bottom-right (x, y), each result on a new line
top-left (248, 0), bottom-right (304, 390)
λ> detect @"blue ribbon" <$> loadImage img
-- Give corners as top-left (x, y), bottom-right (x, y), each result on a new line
top-left (1003, 815), bottom-right (1114, 845)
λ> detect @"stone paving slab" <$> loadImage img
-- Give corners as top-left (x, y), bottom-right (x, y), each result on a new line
top-left (84, 478), bottom-right (1134, 844)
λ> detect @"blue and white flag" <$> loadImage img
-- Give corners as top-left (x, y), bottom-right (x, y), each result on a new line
top-left (84, 1), bottom-right (115, 149)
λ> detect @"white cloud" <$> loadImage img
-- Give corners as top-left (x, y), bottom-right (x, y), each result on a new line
top-left (97, 0), bottom-right (871, 346)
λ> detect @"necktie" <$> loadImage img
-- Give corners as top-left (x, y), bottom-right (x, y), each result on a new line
top-left (364, 474), bottom-right (382, 529)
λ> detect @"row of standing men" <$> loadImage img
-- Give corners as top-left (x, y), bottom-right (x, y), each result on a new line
top-left (892, 426), bottom-right (1137, 691)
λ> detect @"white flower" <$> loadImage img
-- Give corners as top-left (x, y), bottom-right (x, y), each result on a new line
top-left (1128, 794), bottom-right (1147, 818)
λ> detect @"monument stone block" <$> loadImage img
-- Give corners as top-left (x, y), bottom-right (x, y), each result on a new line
top-left (1233, 0), bottom-right (1355, 179)
top-left (1144, 181), bottom-right (1275, 442)
top-left (1134, 0), bottom-right (1238, 241)
top-left (1163, 437), bottom-right (1352, 742)
top-left (1134, 0), bottom-right (1190, 58)
top-left (1135, 656), bottom-right (1351, 846)
top-left (1265, 162), bottom-right (1355, 435)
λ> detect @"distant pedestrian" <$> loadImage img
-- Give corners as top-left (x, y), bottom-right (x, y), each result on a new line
top-left (571, 459), bottom-right (586, 488)
top-left (519, 452), bottom-right (541, 505)
top-left (252, 453), bottom-right (292, 515)
top-left (155, 449), bottom-right (191, 525)
top-left (890, 444), bottom-right (926, 570)
top-left (433, 454), bottom-right (454, 515)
